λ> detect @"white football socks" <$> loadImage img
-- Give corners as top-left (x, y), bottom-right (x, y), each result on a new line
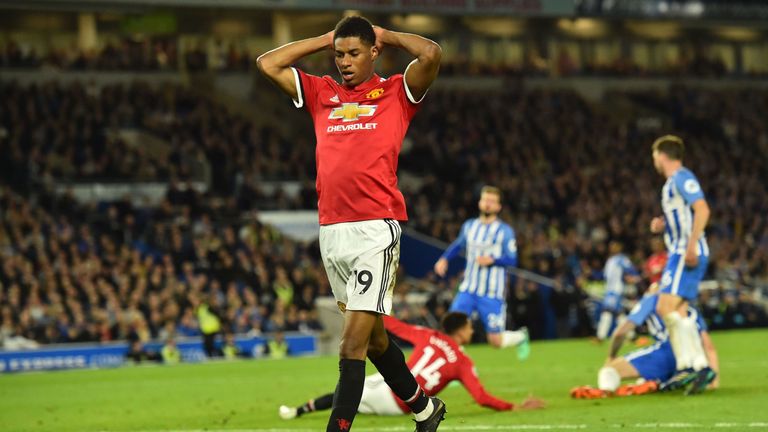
top-left (596, 311), bottom-right (613, 341)
top-left (664, 311), bottom-right (692, 370)
top-left (412, 397), bottom-right (435, 422)
top-left (682, 316), bottom-right (709, 371)
top-left (598, 366), bottom-right (621, 392)
top-left (501, 330), bottom-right (526, 348)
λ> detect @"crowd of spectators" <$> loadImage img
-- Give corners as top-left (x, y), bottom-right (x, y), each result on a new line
top-left (0, 80), bottom-right (318, 207)
top-left (1, 38), bottom-right (178, 71)
top-left (0, 38), bottom-right (260, 73)
top-left (436, 51), bottom-right (734, 79)
top-left (4, 37), bottom-right (767, 78)
top-left (551, 48), bottom-right (736, 78)
top-left (399, 84), bottom-right (768, 338)
top-left (1, 75), bottom-right (767, 347)
top-left (0, 184), bottom-right (326, 348)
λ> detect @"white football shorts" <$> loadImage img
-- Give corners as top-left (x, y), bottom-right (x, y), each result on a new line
top-left (319, 219), bottom-right (400, 315)
top-left (358, 373), bottom-right (406, 415)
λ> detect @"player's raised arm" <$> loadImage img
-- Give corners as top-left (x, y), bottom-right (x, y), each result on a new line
top-left (256, 32), bottom-right (333, 101)
top-left (373, 26), bottom-right (441, 102)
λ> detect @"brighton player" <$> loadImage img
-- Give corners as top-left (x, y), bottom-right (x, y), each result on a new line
top-left (433, 186), bottom-right (529, 356)
top-left (258, 16), bottom-right (443, 432)
top-left (649, 135), bottom-right (714, 393)
top-left (596, 241), bottom-right (641, 342)
top-left (572, 286), bottom-right (719, 399)
top-left (280, 313), bottom-right (544, 419)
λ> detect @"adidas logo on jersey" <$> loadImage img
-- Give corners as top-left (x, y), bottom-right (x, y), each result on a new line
top-left (330, 94), bottom-right (339, 103)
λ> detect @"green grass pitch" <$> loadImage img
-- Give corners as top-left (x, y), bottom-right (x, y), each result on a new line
top-left (1, 329), bottom-right (767, 432)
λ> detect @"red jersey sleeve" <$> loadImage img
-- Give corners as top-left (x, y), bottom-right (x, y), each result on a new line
top-left (382, 315), bottom-right (432, 345)
top-left (392, 70), bottom-right (423, 121)
top-left (291, 67), bottom-right (324, 115)
top-left (458, 357), bottom-right (514, 411)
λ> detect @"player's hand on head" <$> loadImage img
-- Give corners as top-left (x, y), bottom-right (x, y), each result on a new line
top-left (372, 25), bottom-right (386, 51)
top-left (324, 30), bottom-right (335, 48)
top-left (476, 256), bottom-right (495, 267)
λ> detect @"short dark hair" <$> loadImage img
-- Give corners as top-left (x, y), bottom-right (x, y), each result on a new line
top-left (481, 185), bottom-right (502, 201)
top-left (334, 16), bottom-right (375, 47)
top-left (652, 135), bottom-right (685, 160)
top-left (441, 312), bottom-right (470, 335)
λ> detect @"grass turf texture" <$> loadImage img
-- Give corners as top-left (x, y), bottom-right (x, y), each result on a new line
top-left (1, 329), bottom-right (766, 432)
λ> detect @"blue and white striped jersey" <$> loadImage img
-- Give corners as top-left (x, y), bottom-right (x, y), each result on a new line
top-left (628, 294), bottom-right (707, 343)
top-left (441, 218), bottom-right (517, 300)
top-left (661, 167), bottom-right (709, 257)
top-left (604, 254), bottom-right (637, 296)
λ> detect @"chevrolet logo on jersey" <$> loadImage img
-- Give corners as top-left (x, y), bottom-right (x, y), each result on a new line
top-left (328, 103), bottom-right (377, 122)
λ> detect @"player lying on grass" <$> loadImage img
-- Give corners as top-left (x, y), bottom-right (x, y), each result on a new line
top-left (572, 286), bottom-right (719, 399)
top-left (280, 312), bottom-right (544, 419)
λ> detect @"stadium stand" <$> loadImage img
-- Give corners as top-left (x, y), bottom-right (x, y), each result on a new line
top-left (1, 74), bottom-right (767, 347)
top-left (0, 179), bottom-right (327, 347)
top-left (2, 37), bottom-right (763, 78)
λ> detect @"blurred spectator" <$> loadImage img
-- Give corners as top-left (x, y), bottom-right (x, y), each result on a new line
top-left (0, 80), bottom-right (320, 200)
top-left (125, 339), bottom-right (161, 363)
top-left (161, 336), bottom-right (181, 364)
top-left (1, 35), bottom-right (759, 78)
top-left (222, 332), bottom-right (240, 360)
top-left (1, 77), bottom-right (768, 347)
top-left (1, 37), bottom-right (178, 71)
top-left (0, 183), bottom-right (327, 348)
top-left (266, 330), bottom-right (288, 359)
top-left (192, 293), bottom-right (223, 358)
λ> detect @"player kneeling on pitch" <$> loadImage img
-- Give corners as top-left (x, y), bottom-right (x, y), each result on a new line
top-left (280, 312), bottom-right (544, 419)
top-left (571, 284), bottom-right (719, 399)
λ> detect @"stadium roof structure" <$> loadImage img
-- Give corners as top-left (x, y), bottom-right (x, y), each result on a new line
top-left (0, 0), bottom-right (575, 16)
top-left (577, 0), bottom-right (768, 21)
top-left (2, 0), bottom-right (768, 22)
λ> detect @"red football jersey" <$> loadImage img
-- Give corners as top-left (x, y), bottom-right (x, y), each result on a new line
top-left (292, 68), bottom-right (420, 225)
top-left (644, 252), bottom-right (668, 284)
top-left (382, 316), bottom-right (514, 413)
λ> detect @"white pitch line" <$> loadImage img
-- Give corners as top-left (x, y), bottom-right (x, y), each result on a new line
top-left (628, 423), bottom-right (768, 429)
top-left (126, 423), bottom-right (768, 432)
top-left (148, 427), bottom-right (588, 432)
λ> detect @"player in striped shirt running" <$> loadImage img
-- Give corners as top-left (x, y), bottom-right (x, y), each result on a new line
top-left (649, 135), bottom-right (714, 394)
top-left (434, 186), bottom-right (529, 357)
